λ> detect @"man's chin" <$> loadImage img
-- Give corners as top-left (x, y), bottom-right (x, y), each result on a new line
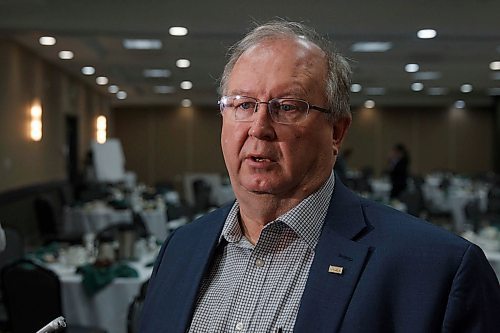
top-left (239, 178), bottom-right (277, 195)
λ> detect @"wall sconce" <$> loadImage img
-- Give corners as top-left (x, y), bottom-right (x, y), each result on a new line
top-left (30, 103), bottom-right (43, 141)
top-left (96, 115), bottom-right (107, 144)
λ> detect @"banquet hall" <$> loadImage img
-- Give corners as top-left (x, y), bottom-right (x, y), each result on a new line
top-left (0, 1), bottom-right (500, 332)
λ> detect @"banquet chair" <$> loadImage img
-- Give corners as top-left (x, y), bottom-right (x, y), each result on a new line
top-left (192, 179), bottom-right (213, 214)
top-left (1, 259), bottom-right (107, 333)
top-left (96, 221), bottom-right (143, 243)
top-left (58, 182), bottom-right (76, 206)
top-left (132, 213), bottom-right (149, 239)
top-left (34, 195), bottom-right (81, 245)
top-left (487, 186), bottom-right (500, 219)
top-left (0, 228), bottom-right (24, 274)
top-left (399, 190), bottom-right (424, 218)
top-left (127, 279), bottom-right (149, 333)
top-left (464, 199), bottom-right (484, 233)
top-left (0, 228), bottom-right (24, 330)
top-left (34, 195), bottom-right (61, 236)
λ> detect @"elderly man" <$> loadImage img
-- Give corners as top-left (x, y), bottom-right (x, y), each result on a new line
top-left (140, 21), bottom-right (500, 332)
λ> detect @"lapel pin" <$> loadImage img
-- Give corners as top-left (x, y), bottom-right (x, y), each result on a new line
top-left (328, 265), bottom-right (344, 275)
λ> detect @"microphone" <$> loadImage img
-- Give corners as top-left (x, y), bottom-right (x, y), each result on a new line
top-left (36, 316), bottom-right (66, 333)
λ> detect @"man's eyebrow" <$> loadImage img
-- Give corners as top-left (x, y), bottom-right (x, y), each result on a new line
top-left (279, 86), bottom-right (308, 98)
top-left (226, 90), bottom-right (251, 96)
top-left (226, 86), bottom-right (308, 98)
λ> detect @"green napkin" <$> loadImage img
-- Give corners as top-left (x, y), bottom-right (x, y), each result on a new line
top-left (26, 242), bottom-right (60, 262)
top-left (77, 262), bottom-right (139, 296)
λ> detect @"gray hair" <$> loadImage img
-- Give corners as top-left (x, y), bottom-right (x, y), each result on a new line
top-left (219, 20), bottom-right (352, 121)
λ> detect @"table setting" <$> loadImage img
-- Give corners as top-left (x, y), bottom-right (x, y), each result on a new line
top-left (422, 173), bottom-right (490, 232)
top-left (26, 230), bottom-right (160, 333)
top-left (63, 184), bottom-right (170, 242)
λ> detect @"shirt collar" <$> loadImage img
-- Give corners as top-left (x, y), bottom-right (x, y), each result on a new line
top-left (220, 171), bottom-right (335, 250)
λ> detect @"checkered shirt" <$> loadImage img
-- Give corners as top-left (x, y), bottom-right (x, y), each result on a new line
top-left (188, 172), bottom-right (335, 333)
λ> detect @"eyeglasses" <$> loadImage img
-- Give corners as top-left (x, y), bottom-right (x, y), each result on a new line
top-left (218, 95), bottom-right (331, 124)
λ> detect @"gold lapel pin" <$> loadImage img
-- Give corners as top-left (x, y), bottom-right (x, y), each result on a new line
top-left (328, 265), bottom-right (344, 275)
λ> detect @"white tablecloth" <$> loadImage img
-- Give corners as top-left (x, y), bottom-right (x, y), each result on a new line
top-left (46, 252), bottom-right (156, 333)
top-left (369, 178), bottom-right (391, 203)
top-left (422, 178), bottom-right (488, 232)
top-left (64, 203), bottom-right (169, 242)
top-left (64, 204), bottom-right (133, 236)
top-left (140, 207), bottom-right (168, 241)
top-left (483, 251), bottom-right (500, 281)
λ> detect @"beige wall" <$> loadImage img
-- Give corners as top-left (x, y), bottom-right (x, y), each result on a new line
top-left (1, 38), bottom-right (492, 193)
top-left (344, 106), bottom-right (494, 176)
top-left (0, 39), bottom-right (111, 192)
top-left (113, 105), bottom-right (226, 190)
top-left (114, 104), bottom-right (494, 189)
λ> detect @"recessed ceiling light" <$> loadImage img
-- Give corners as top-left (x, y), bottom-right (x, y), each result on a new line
top-left (411, 82), bottom-right (424, 91)
top-left (123, 39), bottom-right (162, 50)
top-left (489, 61), bottom-right (500, 71)
top-left (181, 99), bottom-right (192, 107)
top-left (169, 27), bottom-right (188, 36)
top-left (176, 59), bottom-right (191, 68)
top-left (460, 84), bottom-right (473, 93)
top-left (365, 87), bottom-right (385, 95)
top-left (143, 69), bottom-right (171, 78)
top-left (488, 88), bottom-right (500, 96)
top-left (180, 81), bottom-right (193, 90)
top-left (454, 100), bottom-right (466, 109)
top-left (108, 85), bottom-right (119, 94)
top-left (417, 29), bottom-right (437, 39)
top-left (58, 50), bottom-right (74, 60)
top-left (351, 42), bottom-right (392, 52)
top-left (96, 76), bottom-right (108, 85)
top-left (350, 84), bottom-right (362, 93)
top-left (154, 85), bottom-right (175, 94)
top-left (39, 36), bottom-right (56, 46)
top-left (81, 66), bottom-right (95, 75)
top-left (413, 71), bottom-right (441, 80)
top-left (427, 87), bottom-right (448, 95)
top-left (364, 100), bottom-right (375, 108)
top-left (405, 63), bottom-right (419, 73)
top-left (116, 91), bottom-right (127, 100)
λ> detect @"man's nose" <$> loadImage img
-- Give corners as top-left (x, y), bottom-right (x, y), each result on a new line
top-left (248, 102), bottom-right (276, 139)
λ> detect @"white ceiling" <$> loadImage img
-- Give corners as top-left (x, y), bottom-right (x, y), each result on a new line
top-left (1, 0), bottom-right (500, 108)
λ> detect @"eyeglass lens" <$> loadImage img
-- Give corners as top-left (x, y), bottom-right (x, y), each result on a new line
top-left (220, 96), bottom-right (312, 124)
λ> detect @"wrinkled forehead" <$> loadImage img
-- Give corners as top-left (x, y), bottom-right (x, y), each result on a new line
top-left (232, 38), bottom-right (328, 82)
top-left (227, 37), bottom-right (328, 97)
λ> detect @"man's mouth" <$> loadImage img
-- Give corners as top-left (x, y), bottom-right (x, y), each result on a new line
top-left (251, 156), bottom-right (271, 162)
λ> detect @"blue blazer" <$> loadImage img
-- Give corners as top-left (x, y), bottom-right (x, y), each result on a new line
top-left (140, 180), bottom-right (500, 332)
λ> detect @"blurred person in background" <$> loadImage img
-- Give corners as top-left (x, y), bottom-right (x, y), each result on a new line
top-left (140, 20), bottom-right (500, 333)
top-left (333, 147), bottom-right (352, 185)
top-left (388, 143), bottom-right (410, 199)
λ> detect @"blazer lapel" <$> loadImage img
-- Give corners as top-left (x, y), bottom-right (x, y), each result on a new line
top-left (174, 216), bottom-right (226, 331)
top-left (294, 180), bottom-right (371, 333)
top-left (145, 204), bottom-right (230, 333)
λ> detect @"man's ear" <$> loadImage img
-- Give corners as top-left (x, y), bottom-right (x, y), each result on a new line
top-left (332, 116), bottom-right (352, 155)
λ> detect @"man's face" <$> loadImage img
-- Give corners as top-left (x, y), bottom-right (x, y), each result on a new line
top-left (221, 38), bottom-right (347, 200)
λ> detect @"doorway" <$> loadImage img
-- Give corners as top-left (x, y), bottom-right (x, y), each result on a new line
top-left (65, 115), bottom-right (78, 185)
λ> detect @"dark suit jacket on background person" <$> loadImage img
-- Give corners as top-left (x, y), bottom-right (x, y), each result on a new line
top-left (389, 153), bottom-right (409, 199)
top-left (140, 178), bottom-right (500, 333)
top-left (333, 154), bottom-right (348, 184)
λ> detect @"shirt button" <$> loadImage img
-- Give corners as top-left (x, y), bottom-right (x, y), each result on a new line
top-left (255, 258), bottom-right (265, 267)
top-left (235, 322), bottom-right (244, 331)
